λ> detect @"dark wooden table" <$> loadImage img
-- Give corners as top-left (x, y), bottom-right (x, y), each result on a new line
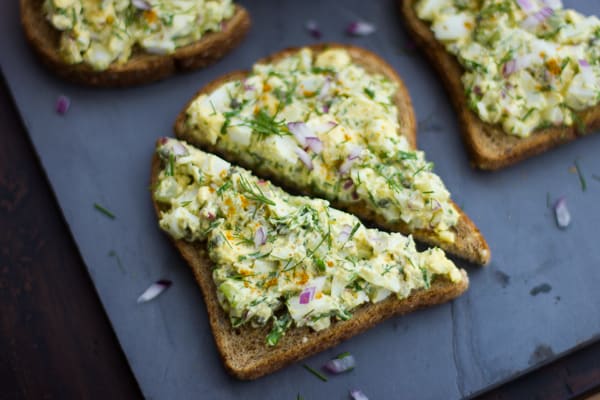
top-left (1, 75), bottom-right (599, 400)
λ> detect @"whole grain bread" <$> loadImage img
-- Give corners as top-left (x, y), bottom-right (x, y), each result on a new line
top-left (151, 151), bottom-right (469, 380)
top-left (173, 44), bottom-right (490, 265)
top-left (399, 0), bottom-right (600, 170)
top-left (20, 0), bottom-right (251, 87)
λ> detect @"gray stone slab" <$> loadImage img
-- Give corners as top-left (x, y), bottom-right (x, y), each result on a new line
top-left (1, 0), bottom-right (599, 398)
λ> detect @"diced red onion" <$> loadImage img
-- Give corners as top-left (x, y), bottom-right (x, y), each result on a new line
top-left (579, 59), bottom-right (590, 68)
top-left (343, 179), bottom-right (354, 190)
top-left (294, 147), bottom-right (313, 170)
top-left (132, 0), bottom-right (151, 10)
top-left (339, 146), bottom-right (363, 174)
top-left (158, 137), bottom-right (169, 145)
top-left (516, 0), bottom-right (535, 13)
top-left (206, 212), bottom-right (216, 221)
top-left (522, 7), bottom-right (553, 29)
top-left (243, 79), bottom-right (255, 91)
top-left (305, 20), bottom-right (322, 39)
top-left (351, 191), bottom-right (359, 200)
top-left (349, 389), bottom-right (369, 400)
top-left (171, 142), bottom-right (188, 156)
top-left (347, 145), bottom-right (363, 160)
top-left (338, 224), bottom-right (352, 242)
top-left (323, 354), bottom-right (355, 374)
top-left (554, 197), bottom-right (570, 229)
top-left (254, 226), bottom-right (267, 247)
top-left (503, 59), bottom-right (517, 77)
top-left (55, 95), bottom-right (70, 115)
top-left (288, 121), bottom-right (313, 146)
top-left (306, 137), bottom-right (323, 154)
top-left (346, 21), bottom-right (375, 36)
top-left (299, 286), bottom-right (316, 304)
top-left (257, 179), bottom-right (266, 185)
top-left (137, 280), bottom-right (172, 303)
top-left (431, 199), bottom-right (442, 211)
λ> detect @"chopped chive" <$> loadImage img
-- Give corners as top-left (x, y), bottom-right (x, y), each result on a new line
top-left (108, 250), bottom-right (125, 274)
top-left (167, 153), bottom-right (175, 176)
top-left (179, 200), bottom-right (192, 207)
top-left (574, 160), bottom-right (586, 192)
top-left (363, 87), bottom-right (375, 99)
top-left (303, 364), bottom-right (328, 382)
top-left (347, 223), bottom-right (361, 242)
top-left (94, 203), bottom-right (115, 219)
top-left (217, 181), bottom-right (233, 196)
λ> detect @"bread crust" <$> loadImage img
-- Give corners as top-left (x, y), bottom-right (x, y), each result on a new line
top-left (151, 153), bottom-right (469, 380)
top-left (173, 43), bottom-right (490, 265)
top-left (399, 0), bottom-right (600, 170)
top-left (19, 0), bottom-right (251, 87)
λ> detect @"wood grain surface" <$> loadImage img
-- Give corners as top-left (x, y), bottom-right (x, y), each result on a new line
top-left (0, 74), bottom-right (598, 399)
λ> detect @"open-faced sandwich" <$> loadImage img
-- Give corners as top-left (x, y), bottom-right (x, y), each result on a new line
top-left (400, 0), bottom-right (600, 169)
top-left (174, 44), bottom-right (490, 264)
top-left (20, 0), bottom-right (251, 86)
top-left (151, 137), bottom-right (469, 379)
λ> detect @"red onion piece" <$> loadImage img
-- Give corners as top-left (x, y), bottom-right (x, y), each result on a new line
top-left (288, 121), bottom-right (313, 146)
top-left (306, 137), bottom-right (323, 154)
top-left (346, 21), bottom-right (375, 36)
top-left (305, 20), bottom-right (322, 39)
top-left (554, 197), bottom-right (571, 229)
top-left (579, 59), bottom-right (590, 68)
top-left (299, 286), bottom-right (316, 304)
top-left (338, 224), bottom-right (352, 243)
top-left (322, 105), bottom-right (330, 113)
top-left (294, 147), bottom-right (313, 170)
top-left (323, 354), bottom-right (355, 374)
top-left (516, 0), bottom-right (535, 13)
top-left (132, 0), bottom-right (151, 10)
top-left (431, 199), bottom-right (442, 211)
top-left (339, 146), bottom-right (363, 174)
top-left (343, 179), bottom-right (354, 190)
top-left (318, 77), bottom-right (332, 100)
top-left (254, 226), bottom-right (267, 248)
top-left (55, 95), bottom-right (70, 115)
top-left (349, 389), bottom-right (369, 400)
top-left (522, 7), bottom-right (553, 29)
top-left (158, 137), bottom-right (169, 145)
top-left (502, 59), bottom-right (517, 77)
top-left (137, 280), bottom-right (172, 303)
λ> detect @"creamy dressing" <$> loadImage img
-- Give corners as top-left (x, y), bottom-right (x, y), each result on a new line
top-left (154, 138), bottom-right (463, 345)
top-left (416, 0), bottom-right (600, 137)
top-left (184, 48), bottom-right (459, 243)
top-left (44, 0), bottom-right (234, 70)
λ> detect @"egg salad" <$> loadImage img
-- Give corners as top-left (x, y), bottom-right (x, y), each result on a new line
top-left (154, 138), bottom-right (463, 345)
top-left (416, 0), bottom-right (600, 137)
top-left (44, 0), bottom-right (234, 70)
top-left (184, 47), bottom-right (459, 243)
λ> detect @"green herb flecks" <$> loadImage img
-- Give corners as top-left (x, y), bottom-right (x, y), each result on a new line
top-left (266, 313), bottom-right (292, 346)
top-left (108, 250), bottom-right (125, 274)
top-left (363, 87), bottom-right (375, 99)
top-left (243, 108), bottom-right (288, 140)
top-left (421, 267), bottom-right (431, 289)
top-left (167, 153), bottom-right (175, 177)
top-left (94, 203), bottom-right (115, 219)
top-left (574, 160), bottom-right (587, 192)
top-left (397, 150), bottom-right (417, 161)
top-left (303, 364), bottom-right (328, 382)
top-left (217, 181), bottom-right (233, 196)
top-left (238, 175), bottom-right (276, 206)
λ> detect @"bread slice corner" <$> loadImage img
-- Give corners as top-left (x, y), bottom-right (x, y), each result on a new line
top-left (398, 0), bottom-right (600, 170)
top-left (173, 43), bottom-right (491, 265)
top-left (150, 150), bottom-right (469, 380)
top-left (20, 0), bottom-right (251, 87)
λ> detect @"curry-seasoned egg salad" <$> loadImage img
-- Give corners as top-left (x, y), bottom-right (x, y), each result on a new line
top-left (416, 0), bottom-right (600, 137)
top-left (154, 139), bottom-right (464, 345)
top-left (184, 47), bottom-right (460, 243)
top-left (44, 0), bottom-right (235, 70)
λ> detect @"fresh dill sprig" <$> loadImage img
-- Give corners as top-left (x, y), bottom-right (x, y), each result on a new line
top-left (242, 109), bottom-right (288, 140)
top-left (238, 175), bottom-right (276, 206)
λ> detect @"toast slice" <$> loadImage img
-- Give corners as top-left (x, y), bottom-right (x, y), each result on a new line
top-left (399, 0), bottom-right (600, 170)
top-left (174, 44), bottom-right (490, 265)
top-left (150, 139), bottom-right (469, 380)
top-left (20, 1), bottom-right (251, 87)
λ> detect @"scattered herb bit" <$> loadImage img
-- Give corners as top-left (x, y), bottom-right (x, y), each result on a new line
top-left (167, 152), bottom-right (175, 176)
top-left (574, 160), bottom-right (586, 192)
top-left (397, 150), bottom-right (417, 161)
top-left (303, 364), bottom-right (328, 382)
top-left (363, 87), bottom-right (375, 99)
top-left (94, 203), bottom-right (115, 219)
top-left (108, 250), bottom-right (125, 274)
top-left (238, 175), bottom-right (276, 206)
top-left (55, 95), bottom-right (70, 115)
top-left (137, 279), bottom-right (172, 303)
top-left (179, 200), bottom-right (192, 207)
top-left (243, 109), bottom-right (288, 140)
top-left (217, 181), bottom-right (233, 196)
top-left (266, 314), bottom-right (292, 346)
top-left (347, 223), bottom-right (361, 243)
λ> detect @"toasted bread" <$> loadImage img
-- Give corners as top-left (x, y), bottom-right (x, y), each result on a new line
top-left (19, 0), bottom-right (251, 87)
top-left (173, 44), bottom-right (490, 265)
top-left (399, 0), bottom-right (600, 170)
top-left (151, 149), bottom-right (469, 380)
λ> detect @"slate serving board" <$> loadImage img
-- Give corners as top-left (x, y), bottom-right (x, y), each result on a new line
top-left (2, 0), bottom-right (600, 398)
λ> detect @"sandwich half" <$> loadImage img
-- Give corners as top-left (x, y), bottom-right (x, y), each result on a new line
top-left (400, 0), bottom-right (600, 169)
top-left (20, 0), bottom-right (251, 86)
top-left (151, 137), bottom-right (469, 379)
top-left (174, 44), bottom-right (490, 264)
